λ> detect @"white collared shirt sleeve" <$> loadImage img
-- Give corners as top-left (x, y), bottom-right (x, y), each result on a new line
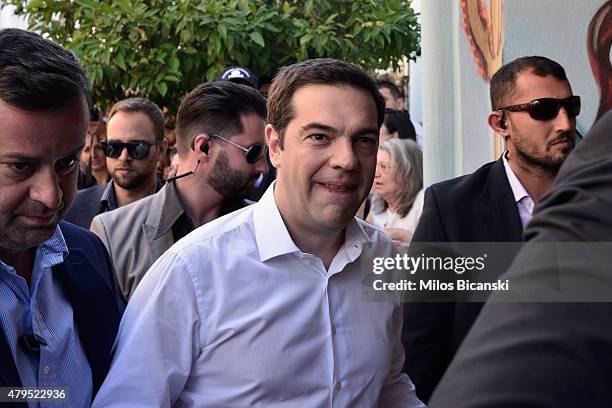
top-left (92, 249), bottom-right (203, 407)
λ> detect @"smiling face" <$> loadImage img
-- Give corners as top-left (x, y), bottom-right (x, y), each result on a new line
top-left (0, 98), bottom-right (87, 251)
top-left (268, 84), bottom-right (379, 236)
top-left (106, 110), bottom-right (162, 190)
top-left (503, 71), bottom-right (577, 172)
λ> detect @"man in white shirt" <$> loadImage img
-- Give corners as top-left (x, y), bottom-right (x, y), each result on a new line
top-left (93, 58), bottom-right (424, 407)
top-left (402, 55), bottom-right (580, 402)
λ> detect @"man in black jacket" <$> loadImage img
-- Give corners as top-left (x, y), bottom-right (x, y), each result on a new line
top-left (403, 56), bottom-right (580, 401)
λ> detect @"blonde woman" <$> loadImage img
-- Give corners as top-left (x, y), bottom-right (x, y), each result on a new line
top-left (368, 139), bottom-right (424, 244)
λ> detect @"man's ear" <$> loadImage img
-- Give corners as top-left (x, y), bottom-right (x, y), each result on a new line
top-left (157, 138), bottom-right (168, 160)
top-left (392, 130), bottom-right (400, 140)
top-left (397, 97), bottom-right (405, 111)
top-left (488, 111), bottom-right (509, 136)
top-left (192, 133), bottom-right (212, 162)
top-left (266, 124), bottom-right (281, 169)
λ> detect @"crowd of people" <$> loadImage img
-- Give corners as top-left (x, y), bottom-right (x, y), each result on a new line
top-left (0, 26), bottom-right (611, 407)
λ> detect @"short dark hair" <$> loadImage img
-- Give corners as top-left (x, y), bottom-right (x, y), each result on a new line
top-left (107, 98), bottom-right (165, 143)
top-left (0, 28), bottom-right (88, 111)
top-left (490, 56), bottom-right (568, 110)
top-left (376, 80), bottom-right (403, 100)
top-left (384, 109), bottom-right (417, 141)
top-left (268, 58), bottom-right (385, 148)
top-left (176, 81), bottom-right (267, 154)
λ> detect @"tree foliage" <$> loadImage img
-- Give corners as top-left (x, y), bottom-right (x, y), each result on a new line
top-left (5, 0), bottom-right (420, 113)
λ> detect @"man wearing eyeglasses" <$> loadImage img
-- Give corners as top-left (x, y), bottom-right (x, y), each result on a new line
top-left (402, 56), bottom-right (580, 402)
top-left (65, 97), bottom-right (166, 229)
top-left (89, 81), bottom-right (267, 301)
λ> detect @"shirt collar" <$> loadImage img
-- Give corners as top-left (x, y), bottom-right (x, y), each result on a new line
top-left (503, 151), bottom-right (532, 204)
top-left (0, 225), bottom-right (68, 273)
top-left (253, 181), bottom-right (373, 262)
top-left (253, 181), bottom-right (301, 261)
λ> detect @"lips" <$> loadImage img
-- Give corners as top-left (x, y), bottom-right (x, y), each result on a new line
top-left (317, 181), bottom-right (356, 193)
top-left (19, 213), bottom-right (57, 226)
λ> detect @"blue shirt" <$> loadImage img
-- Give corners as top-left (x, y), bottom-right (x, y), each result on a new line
top-left (0, 226), bottom-right (92, 408)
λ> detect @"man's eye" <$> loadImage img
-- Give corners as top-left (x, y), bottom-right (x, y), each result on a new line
top-left (10, 162), bottom-right (32, 172)
top-left (357, 136), bottom-right (376, 145)
top-left (309, 134), bottom-right (328, 142)
top-left (57, 157), bottom-right (78, 174)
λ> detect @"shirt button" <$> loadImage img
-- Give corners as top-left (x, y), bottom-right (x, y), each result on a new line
top-left (335, 382), bottom-right (341, 391)
top-left (43, 365), bottom-right (50, 375)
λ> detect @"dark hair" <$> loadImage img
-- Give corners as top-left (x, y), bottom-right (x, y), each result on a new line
top-left (267, 58), bottom-right (385, 148)
top-left (0, 28), bottom-right (88, 111)
top-left (383, 109), bottom-right (416, 141)
top-left (490, 56), bottom-right (568, 110)
top-left (107, 97), bottom-right (165, 143)
top-left (376, 80), bottom-right (403, 99)
top-left (176, 81), bottom-right (267, 154)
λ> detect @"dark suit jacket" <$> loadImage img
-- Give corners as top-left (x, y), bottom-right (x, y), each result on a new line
top-left (0, 221), bottom-right (124, 404)
top-left (403, 158), bottom-right (523, 402)
top-left (64, 183), bottom-right (109, 229)
top-left (429, 109), bottom-right (612, 407)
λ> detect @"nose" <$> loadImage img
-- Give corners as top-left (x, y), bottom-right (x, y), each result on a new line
top-left (553, 106), bottom-right (573, 133)
top-left (118, 145), bottom-right (131, 161)
top-left (254, 155), bottom-right (269, 174)
top-left (30, 167), bottom-right (63, 210)
top-left (328, 139), bottom-right (358, 171)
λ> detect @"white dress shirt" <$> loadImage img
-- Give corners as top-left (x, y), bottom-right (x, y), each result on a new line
top-left (503, 153), bottom-right (535, 229)
top-left (93, 184), bottom-right (424, 408)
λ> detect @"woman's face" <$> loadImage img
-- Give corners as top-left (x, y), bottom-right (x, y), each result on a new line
top-left (81, 127), bottom-right (106, 172)
top-left (374, 149), bottom-right (400, 201)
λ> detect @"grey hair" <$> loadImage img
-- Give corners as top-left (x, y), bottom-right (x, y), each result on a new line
top-left (371, 139), bottom-right (423, 218)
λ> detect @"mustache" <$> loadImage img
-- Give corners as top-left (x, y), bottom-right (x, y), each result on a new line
top-left (17, 201), bottom-right (64, 216)
top-left (549, 132), bottom-right (575, 147)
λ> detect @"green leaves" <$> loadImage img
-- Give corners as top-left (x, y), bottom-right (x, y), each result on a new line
top-left (7, 0), bottom-right (420, 115)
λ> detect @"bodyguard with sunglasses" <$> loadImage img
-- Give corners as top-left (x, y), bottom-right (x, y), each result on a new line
top-left (89, 81), bottom-right (267, 301)
top-left (402, 56), bottom-right (580, 402)
top-left (65, 98), bottom-right (165, 229)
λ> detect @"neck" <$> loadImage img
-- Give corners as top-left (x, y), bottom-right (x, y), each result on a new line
top-left (114, 176), bottom-right (157, 207)
top-left (175, 174), bottom-right (224, 227)
top-left (274, 188), bottom-right (345, 269)
top-left (508, 156), bottom-right (556, 202)
top-left (385, 195), bottom-right (400, 213)
top-left (0, 248), bottom-right (36, 286)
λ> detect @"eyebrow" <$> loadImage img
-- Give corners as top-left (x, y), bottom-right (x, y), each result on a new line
top-left (300, 123), bottom-right (379, 137)
top-left (0, 143), bottom-right (86, 161)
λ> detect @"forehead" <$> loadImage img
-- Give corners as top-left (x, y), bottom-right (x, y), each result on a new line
top-left (0, 98), bottom-right (87, 158)
top-left (512, 71), bottom-right (573, 103)
top-left (229, 112), bottom-right (266, 145)
top-left (377, 148), bottom-right (390, 162)
top-left (289, 84), bottom-right (378, 130)
top-left (107, 110), bottom-right (156, 141)
top-left (377, 87), bottom-right (394, 100)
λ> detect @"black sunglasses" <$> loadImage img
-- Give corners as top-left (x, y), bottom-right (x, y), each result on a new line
top-left (208, 132), bottom-right (267, 164)
top-left (499, 96), bottom-right (581, 121)
top-left (101, 140), bottom-right (159, 160)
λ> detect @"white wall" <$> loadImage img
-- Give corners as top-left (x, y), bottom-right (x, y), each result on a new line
top-left (0, 5), bottom-right (26, 29)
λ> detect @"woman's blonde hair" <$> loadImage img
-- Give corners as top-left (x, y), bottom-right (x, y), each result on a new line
top-left (371, 139), bottom-right (423, 218)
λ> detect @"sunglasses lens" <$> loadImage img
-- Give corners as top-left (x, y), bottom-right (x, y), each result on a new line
top-left (246, 144), bottom-right (265, 164)
top-left (530, 99), bottom-right (560, 120)
top-left (564, 96), bottom-right (581, 117)
top-left (130, 142), bottom-right (151, 160)
top-left (101, 142), bottom-right (122, 158)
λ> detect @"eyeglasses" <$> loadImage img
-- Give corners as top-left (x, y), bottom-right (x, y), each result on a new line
top-left (101, 140), bottom-right (159, 160)
top-left (208, 132), bottom-right (267, 164)
top-left (499, 96), bottom-right (581, 121)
